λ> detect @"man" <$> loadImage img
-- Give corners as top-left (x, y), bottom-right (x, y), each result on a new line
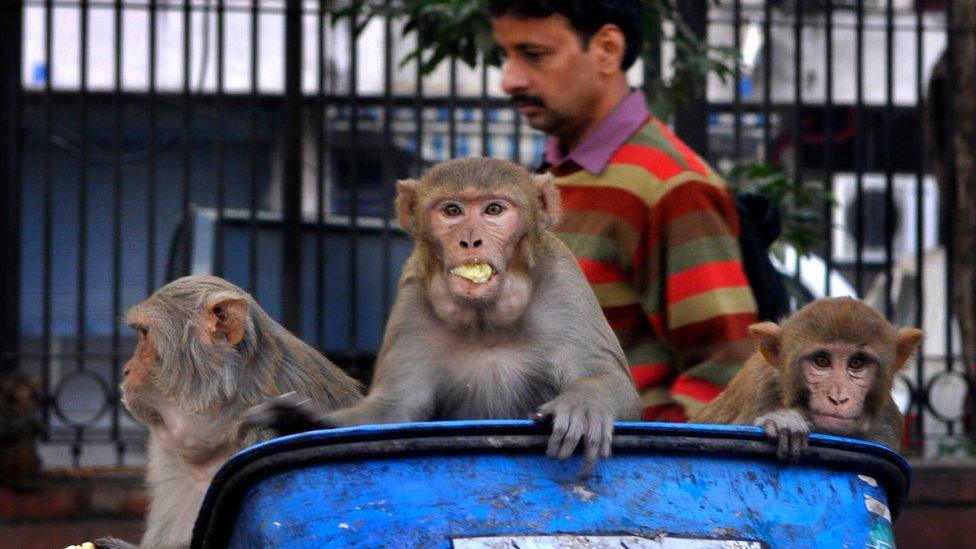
top-left (490, 0), bottom-right (758, 421)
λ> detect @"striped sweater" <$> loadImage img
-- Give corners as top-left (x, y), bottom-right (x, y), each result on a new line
top-left (551, 116), bottom-right (758, 421)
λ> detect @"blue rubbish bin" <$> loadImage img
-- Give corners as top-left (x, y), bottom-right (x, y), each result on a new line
top-left (192, 420), bottom-right (909, 548)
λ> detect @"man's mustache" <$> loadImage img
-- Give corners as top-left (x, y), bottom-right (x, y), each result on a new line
top-left (510, 94), bottom-right (545, 108)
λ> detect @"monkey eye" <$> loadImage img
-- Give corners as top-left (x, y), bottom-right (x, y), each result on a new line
top-left (812, 352), bottom-right (831, 369)
top-left (484, 202), bottom-right (506, 216)
top-left (848, 355), bottom-right (869, 372)
top-left (133, 325), bottom-right (148, 341)
top-left (442, 204), bottom-right (463, 217)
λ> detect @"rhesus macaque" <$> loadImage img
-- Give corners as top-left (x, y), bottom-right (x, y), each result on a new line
top-left (692, 297), bottom-right (924, 461)
top-left (100, 275), bottom-right (362, 549)
top-left (253, 157), bottom-right (641, 474)
top-left (0, 371), bottom-right (42, 492)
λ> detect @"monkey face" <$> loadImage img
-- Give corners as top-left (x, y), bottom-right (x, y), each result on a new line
top-left (426, 188), bottom-right (526, 303)
top-left (798, 342), bottom-right (879, 434)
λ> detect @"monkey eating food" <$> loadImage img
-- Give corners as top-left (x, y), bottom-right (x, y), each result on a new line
top-left (100, 275), bottom-right (362, 549)
top-left (251, 157), bottom-right (641, 475)
top-left (692, 297), bottom-right (923, 461)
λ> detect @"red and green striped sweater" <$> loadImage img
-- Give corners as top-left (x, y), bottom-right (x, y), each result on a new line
top-left (551, 117), bottom-right (758, 421)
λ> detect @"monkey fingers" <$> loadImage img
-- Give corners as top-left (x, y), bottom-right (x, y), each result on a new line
top-left (755, 409), bottom-right (810, 463)
top-left (244, 394), bottom-right (329, 436)
top-left (581, 411), bottom-right (612, 476)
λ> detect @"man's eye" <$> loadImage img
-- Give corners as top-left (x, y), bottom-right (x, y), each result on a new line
top-left (485, 203), bottom-right (505, 215)
top-left (443, 204), bottom-right (462, 217)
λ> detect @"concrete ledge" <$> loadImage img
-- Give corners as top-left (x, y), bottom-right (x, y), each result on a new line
top-left (894, 463), bottom-right (976, 548)
top-left (0, 468), bottom-right (148, 522)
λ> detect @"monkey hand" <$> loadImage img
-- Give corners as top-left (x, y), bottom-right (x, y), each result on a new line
top-left (533, 395), bottom-right (614, 477)
top-left (754, 408), bottom-right (811, 462)
top-left (244, 393), bottom-right (334, 436)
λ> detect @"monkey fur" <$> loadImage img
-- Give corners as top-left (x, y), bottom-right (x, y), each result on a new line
top-left (99, 275), bottom-right (362, 549)
top-left (252, 158), bottom-right (641, 475)
top-left (693, 297), bottom-right (923, 461)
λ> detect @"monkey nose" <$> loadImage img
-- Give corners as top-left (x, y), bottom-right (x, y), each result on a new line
top-left (828, 395), bottom-right (849, 405)
top-left (459, 239), bottom-right (482, 249)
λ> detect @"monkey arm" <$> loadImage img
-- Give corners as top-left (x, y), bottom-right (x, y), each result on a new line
top-left (754, 408), bottom-right (812, 462)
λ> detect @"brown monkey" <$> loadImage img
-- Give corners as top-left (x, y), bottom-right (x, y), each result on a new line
top-left (0, 371), bottom-right (42, 492)
top-left (692, 297), bottom-right (924, 461)
top-left (100, 275), bottom-right (361, 549)
top-left (253, 157), bottom-right (641, 474)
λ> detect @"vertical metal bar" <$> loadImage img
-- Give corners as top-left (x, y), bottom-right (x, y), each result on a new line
top-left (112, 0), bottom-right (124, 463)
top-left (791, 0), bottom-right (803, 281)
top-left (181, 0), bottom-right (193, 276)
top-left (42, 0), bottom-right (54, 438)
top-left (214, 0), bottom-right (226, 277)
top-left (347, 13), bottom-right (360, 363)
top-left (316, 0), bottom-right (327, 349)
top-left (732, 0), bottom-right (741, 163)
top-left (513, 111), bottom-right (522, 165)
top-left (249, 0), bottom-right (259, 291)
top-left (148, 0), bottom-right (158, 292)
top-left (673, 0), bottom-right (709, 156)
top-left (0, 0), bottom-right (24, 375)
top-left (448, 58), bottom-right (458, 158)
top-left (78, 0), bottom-right (90, 376)
top-left (854, 0), bottom-right (865, 292)
top-left (912, 0), bottom-right (926, 448)
top-left (943, 0), bottom-right (957, 379)
top-left (823, 0), bottom-right (835, 296)
top-left (75, 0), bottom-right (91, 464)
top-left (282, 0), bottom-right (304, 335)
top-left (480, 62), bottom-right (489, 157)
top-left (761, 0), bottom-right (772, 161)
top-left (414, 55), bottom-right (425, 177)
top-left (883, 0), bottom-right (895, 319)
top-left (380, 2), bottom-right (394, 316)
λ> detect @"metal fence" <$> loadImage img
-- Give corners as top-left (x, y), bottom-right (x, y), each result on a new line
top-left (0, 0), bottom-right (972, 466)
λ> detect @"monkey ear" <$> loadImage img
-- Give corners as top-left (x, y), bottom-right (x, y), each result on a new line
top-left (749, 322), bottom-right (783, 367)
top-left (533, 174), bottom-right (563, 229)
top-left (204, 295), bottom-right (248, 346)
top-left (894, 327), bottom-right (925, 371)
top-left (395, 179), bottom-right (420, 234)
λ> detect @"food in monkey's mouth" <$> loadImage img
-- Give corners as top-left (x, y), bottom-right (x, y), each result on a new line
top-left (63, 543), bottom-right (95, 549)
top-left (450, 262), bottom-right (493, 284)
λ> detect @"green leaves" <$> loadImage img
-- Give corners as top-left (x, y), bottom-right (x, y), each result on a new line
top-left (330, 0), bottom-right (735, 120)
top-left (729, 163), bottom-right (836, 258)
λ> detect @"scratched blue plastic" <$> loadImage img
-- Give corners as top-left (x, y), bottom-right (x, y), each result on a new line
top-left (197, 421), bottom-right (907, 549)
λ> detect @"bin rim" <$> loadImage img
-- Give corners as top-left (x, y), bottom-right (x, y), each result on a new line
top-left (192, 420), bottom-right (911, 549)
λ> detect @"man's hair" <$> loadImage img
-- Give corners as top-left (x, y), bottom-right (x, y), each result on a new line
top-left (488, 0), bottom-right (645, 70)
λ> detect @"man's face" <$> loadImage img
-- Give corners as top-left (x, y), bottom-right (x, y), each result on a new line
top-left (492, 14), bottom-right (606, 147)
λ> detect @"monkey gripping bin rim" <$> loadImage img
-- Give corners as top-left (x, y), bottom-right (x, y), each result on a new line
top-left (191, 420), bottom-right (909, 548)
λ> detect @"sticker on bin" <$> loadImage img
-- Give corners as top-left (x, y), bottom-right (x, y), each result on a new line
top-left (452, 535), bottom-right (762, 548)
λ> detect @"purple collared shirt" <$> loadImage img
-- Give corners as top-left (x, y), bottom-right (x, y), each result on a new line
top-left (543, 89), bottom-right (651, 175)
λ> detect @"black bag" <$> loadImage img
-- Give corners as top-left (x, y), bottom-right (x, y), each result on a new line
top-left (735, 193), bottom-right (792, 322)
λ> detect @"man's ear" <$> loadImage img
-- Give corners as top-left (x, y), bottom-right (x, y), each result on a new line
top-left (396, 179), bottom-right (420, 234)
top-left (533, 174), bottom-right (563, 229)
top-left (749, 322), bottom-right (783, 367)
top-left (589, 23), bottom-right (626, 74)
top-left (894, 327), bottom-right (925, 371)
top-left (203, 293), bottom-right (248, 345)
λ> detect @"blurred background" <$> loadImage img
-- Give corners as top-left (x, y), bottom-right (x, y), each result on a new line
top-left (0, 0), bottom-right (974, 546)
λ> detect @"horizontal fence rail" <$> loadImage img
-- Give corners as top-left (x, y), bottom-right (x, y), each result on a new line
top-left (1, 0), bottom-right (973, 466)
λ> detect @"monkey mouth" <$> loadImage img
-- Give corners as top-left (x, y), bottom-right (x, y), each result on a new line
top-left (449, 262), bottom-right (495, 284)
top-left (810, 412), bottom-right (863, 432)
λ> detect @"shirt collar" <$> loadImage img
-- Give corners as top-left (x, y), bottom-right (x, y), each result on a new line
top-left (543, 88), bottom-right (651, 175)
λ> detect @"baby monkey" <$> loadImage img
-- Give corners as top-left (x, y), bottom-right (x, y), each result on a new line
top-left (693, 297), bottom-right (923, 461)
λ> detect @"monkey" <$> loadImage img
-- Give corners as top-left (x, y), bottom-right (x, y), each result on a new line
top-left (692, 297), bottom-right (924, 462)
top-left (0, 371), bottom-right (42, 492)
top-left (251, 157), bottom-right (641, 475)
top-left (97, 275), bottom-right (362, 549)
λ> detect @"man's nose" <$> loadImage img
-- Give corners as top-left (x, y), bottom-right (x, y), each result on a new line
top-left (500, 60), bottom-right (529, 95)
